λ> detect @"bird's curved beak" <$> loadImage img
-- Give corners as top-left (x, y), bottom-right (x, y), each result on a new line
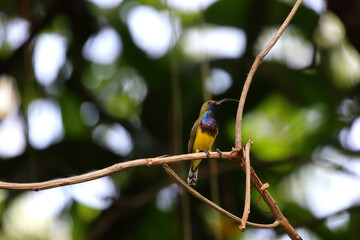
top-left (215, 98), bottom-right (239, 105)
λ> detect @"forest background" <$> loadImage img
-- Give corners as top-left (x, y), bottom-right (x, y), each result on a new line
top-left (0, 0), bottom-right (360, 239)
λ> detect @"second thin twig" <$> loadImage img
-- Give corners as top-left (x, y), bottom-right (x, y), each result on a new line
top-left (240, 140), bottom-right (252, 231)
top-left (163, 163), bottom-right (280, 229)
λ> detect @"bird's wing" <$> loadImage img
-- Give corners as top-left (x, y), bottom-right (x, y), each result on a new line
top-left (188, 119), bottom-right (200, 153)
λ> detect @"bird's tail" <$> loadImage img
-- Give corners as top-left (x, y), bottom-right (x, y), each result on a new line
top-left (187, 160), bottom-right (200, 185)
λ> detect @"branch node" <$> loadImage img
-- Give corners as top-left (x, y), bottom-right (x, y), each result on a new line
top-left (146, 159), bottom-right (153, 167)
top-left (257, 54), bottom-right (265, 61)
top-left (232, 146), bottom-right (242, 152)
top-left (260, 183), bottom-right (270, 193)
top-left (255, 183), bottom-right (270, 205)
top-left (255, 183), bottom-right (271, 214)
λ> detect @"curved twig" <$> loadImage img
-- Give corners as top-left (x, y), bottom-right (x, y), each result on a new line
top-left (234, 0), bottom-right (303, 149)
top-left (163, 164), bottom-right (280, 229)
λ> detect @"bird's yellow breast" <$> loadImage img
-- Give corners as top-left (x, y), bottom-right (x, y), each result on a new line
top-left (192, 127), bottom-right (217, 153)
top-left (190, 127), bottom-right (218, 171)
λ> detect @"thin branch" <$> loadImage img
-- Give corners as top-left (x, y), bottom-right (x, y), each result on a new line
top-left (163, 164), bottom-right (280, 229)
top-left (0, 151), bottom-right (236, 191)
top-left (234, 0), bottom-right (303, 149)
top-left (232, 0), bottom-right (304, 236)
top-left (234, 152), bottom-right (303, 240)
top-left (240, 140), bottom-right (252, 231)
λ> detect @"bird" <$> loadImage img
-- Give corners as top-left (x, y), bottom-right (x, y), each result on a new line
top-left (187, 98), bottom-right (238, 185)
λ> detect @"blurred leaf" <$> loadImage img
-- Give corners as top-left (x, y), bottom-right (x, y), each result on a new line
top-left (205, 0), bottom-right (250, 28)
top-left (238, 95), bottom-right (325, 161)
top-left (59, 90), bottom-right (88, 138)
top-left (77, 202), bottom-right (102, 223)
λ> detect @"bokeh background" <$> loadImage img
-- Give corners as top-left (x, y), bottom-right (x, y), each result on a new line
top-left (0, 0), bottom-right (360, 239)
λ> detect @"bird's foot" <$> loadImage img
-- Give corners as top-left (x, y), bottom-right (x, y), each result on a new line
top-left (200, 149), bottom-right (210, 158)
top-left (215, 148), bottom-right (223, 159)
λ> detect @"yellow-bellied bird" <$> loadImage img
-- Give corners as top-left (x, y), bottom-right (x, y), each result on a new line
top-left (187, 99), bottom-right (237, 185)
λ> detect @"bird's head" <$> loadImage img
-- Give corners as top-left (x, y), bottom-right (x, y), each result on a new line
top-left (199, 98), bottom-right (238, 116)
